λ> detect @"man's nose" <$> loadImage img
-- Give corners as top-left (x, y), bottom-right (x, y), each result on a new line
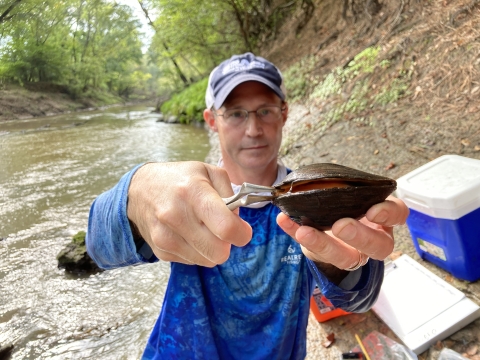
top-left (244, 112), bottom-right (263, 136)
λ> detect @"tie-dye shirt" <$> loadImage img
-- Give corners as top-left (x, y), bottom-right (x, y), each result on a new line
top-left (86, 165), bottom-right (384, 360)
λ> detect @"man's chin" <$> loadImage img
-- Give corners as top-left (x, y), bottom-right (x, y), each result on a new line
top-left (237, 154), bottom-right (276, 170)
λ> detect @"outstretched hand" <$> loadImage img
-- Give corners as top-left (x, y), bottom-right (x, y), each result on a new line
top-left (127, 162), bottom-right (252, 267)
top-left (277, 196), bottom-right (409, 271)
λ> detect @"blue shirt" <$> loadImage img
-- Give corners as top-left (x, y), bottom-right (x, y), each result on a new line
top-left (86, 165), bottom-right (384, 359)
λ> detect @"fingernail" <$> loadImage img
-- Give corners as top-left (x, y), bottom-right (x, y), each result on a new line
top-left (373, 210), bottom-right (388, 224)
top-left (277, 213), bottom-right (294, 229)
top-left (337, 224), bottom-right (357, 241)
top-left (298, 229), bottom-right (316, 246)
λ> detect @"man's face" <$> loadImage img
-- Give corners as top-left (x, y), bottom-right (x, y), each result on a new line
top-left (206, 81), bottom-right (288, 172)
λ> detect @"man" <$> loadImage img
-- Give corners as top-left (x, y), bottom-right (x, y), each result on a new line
top-left (86, 52), bottom-right (409, 359)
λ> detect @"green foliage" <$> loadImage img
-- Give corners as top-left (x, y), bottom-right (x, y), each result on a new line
top-left (151, 0), bottom-right (242, 73)
top-left (345, 46), bottom-right (380, 77)
top-left (161, 78), bottom-right (208, 124)
top-left (0, 0), bottom-right (316, 104)
top-left (374, 78), bottom-right (410, 105)
top-left (0, 0), bottom-right (157, 102)
top-left (304, 47), bottom-right (380, 102)
top-left (145, 0), bottom-right (313, 89)
top-left (309, 67), bottom-right (345, 100)
top-left (303, 45), bottom-right (409, 133)
top-left (283, 55), bottom-right (316, 101)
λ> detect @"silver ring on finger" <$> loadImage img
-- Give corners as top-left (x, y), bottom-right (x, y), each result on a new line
top-left (344, 249), bottom-right (369, 271)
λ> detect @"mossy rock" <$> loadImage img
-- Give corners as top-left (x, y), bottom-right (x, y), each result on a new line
top-left (0, 344), bottom-right (14, 359)
top-left (57, 231), bottom-right (103, 275)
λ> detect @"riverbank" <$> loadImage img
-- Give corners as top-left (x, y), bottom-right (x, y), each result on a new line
top-left (0, 84), bottom-right (156, 121)
top-left (278, 104), bottom-right (480, 360)
top-left (257, 2), bottom-right (480, 356)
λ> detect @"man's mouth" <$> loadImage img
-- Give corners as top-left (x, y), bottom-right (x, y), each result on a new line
top-left (243, 144), bottom-right (268, 150)
top-left (243, 145), bottom-right (267, 150)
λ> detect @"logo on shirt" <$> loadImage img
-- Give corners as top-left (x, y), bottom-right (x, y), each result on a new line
top-left (281, 244), bottom-right (302, 265)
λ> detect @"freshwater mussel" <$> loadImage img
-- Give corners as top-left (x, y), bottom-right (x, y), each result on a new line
top-left (272, 163), bottom-right (397, 230)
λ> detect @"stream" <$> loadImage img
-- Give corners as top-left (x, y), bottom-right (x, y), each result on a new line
top-left (0, 105), bottom-right (210, 359)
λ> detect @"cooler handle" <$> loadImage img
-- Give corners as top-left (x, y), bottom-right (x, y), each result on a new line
top-left (401, 196), bottom-right (430, 209)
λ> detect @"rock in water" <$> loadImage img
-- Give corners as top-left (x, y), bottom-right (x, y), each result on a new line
top-left (57, 231), bottom-right (103, 275)
top-left (0, 344), bottom-right (14, 360)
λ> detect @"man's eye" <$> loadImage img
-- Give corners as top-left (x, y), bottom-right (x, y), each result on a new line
top-left (258, 108), bottom-right (271, 116)
top-left (228, 111), bottom-right (245, 119)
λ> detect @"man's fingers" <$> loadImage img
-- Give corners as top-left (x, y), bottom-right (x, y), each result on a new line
top-left (276, 212), bottom-right (300, 238)
top-left (365, 196), bottom-right (409, 227)
top-left (205, 164), bottom-right (235, 198)
top-left (191, 182), bottom-right (253, 247)
top-left (153, 249), bottom-right (198, 266)
top-left (155, 193), bottom-right (249, 265)
top-left (331, 218), bottom-right (394, 260)
top-left (188, 163), bottom-right (253, 247)
top-left (277, 213), bottom-right (362, 270)
top-left (149, 224), bottom-right (222, 267)
top-left (295, 226), bottom-right (363, 270)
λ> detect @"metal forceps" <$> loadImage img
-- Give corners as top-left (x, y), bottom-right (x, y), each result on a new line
top-left (222, 183), bottom-right (276, 210)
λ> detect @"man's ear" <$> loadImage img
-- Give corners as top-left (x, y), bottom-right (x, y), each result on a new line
top-left (204, 109), bottom-right (218, 132)
top-left (281, 102), bottom-right (289, 125)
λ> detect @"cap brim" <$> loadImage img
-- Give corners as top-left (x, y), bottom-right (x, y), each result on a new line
top-left (213, 74), bottom-right (285, 109)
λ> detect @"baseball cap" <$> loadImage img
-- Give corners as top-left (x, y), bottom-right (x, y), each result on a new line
top-left (205, 52), bottom-right (287, 109)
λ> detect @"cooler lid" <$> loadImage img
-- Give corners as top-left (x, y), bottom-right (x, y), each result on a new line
top-left (396, 155), bottom-right (480, 219)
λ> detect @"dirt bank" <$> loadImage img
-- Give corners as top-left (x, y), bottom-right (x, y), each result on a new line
top-left (0, 83), bottom-right (153, 121)
top-left (277, 103), bottom-right (480, 360)
top-left (0, 84), bottom-right (94, 121)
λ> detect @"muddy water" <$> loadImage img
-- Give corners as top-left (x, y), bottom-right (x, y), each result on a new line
top-left (0, 105), bottom-right (210, 359)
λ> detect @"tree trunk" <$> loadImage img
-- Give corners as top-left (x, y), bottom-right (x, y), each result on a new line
top-left (137, 0), bottom-right (189, 87)
top-left (223, 0), bottom-right (254, 52)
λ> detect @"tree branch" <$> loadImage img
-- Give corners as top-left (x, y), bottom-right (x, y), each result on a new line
top-left (0, 0), bottom-right (22, 24)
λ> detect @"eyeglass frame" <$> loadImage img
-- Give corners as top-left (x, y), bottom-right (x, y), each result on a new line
top-left (213, 104), bottom-right (287, 126)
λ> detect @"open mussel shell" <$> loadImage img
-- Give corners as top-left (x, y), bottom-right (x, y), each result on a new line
top-left (272, 163), bottom-right (397, 231)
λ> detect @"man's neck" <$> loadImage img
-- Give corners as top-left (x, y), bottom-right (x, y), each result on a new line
top-left (222, 159), bottom-right (279, 186)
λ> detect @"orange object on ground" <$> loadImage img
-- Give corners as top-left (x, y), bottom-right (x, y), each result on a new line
top-left (310, 287), bottom-right (350, 322)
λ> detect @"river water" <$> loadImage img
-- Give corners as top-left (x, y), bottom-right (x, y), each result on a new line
top-left (0, 105), bottom-right (210, 359)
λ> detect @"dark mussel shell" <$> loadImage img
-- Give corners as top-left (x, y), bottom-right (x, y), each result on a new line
top-left (272, 163), bottom-right (397, 231)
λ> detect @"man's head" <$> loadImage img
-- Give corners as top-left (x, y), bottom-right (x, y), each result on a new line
top-left (205, 52), bottom-right (286, 110)
top-left (203, 53), bottom-right (288, 183)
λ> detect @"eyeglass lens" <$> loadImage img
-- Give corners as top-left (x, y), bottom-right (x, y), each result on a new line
top-left (223, 106), bottom-right (283, 126)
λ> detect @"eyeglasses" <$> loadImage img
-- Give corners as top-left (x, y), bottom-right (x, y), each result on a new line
top-left (214, 105), bottom-right (285, 127)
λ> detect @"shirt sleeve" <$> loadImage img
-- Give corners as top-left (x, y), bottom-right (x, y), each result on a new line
top-left (306, 258), bottom-right (383, 313)
top-left (85, 164), bottom-right (158, 269)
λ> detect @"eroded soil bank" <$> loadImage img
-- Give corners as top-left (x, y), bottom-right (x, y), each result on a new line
top-left (267, 0), bottom-right (480, 354)
top-left (0, 84), bottom-right (154, 121)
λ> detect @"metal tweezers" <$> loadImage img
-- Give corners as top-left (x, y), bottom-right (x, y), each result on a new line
top-left (222, 183), bottom-right (276, 210)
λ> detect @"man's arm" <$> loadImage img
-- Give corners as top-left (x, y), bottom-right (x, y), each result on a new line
top-left (86, 164), bottom-right (155, 269)
top-left (306, 258), bottom-right (384, 313)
